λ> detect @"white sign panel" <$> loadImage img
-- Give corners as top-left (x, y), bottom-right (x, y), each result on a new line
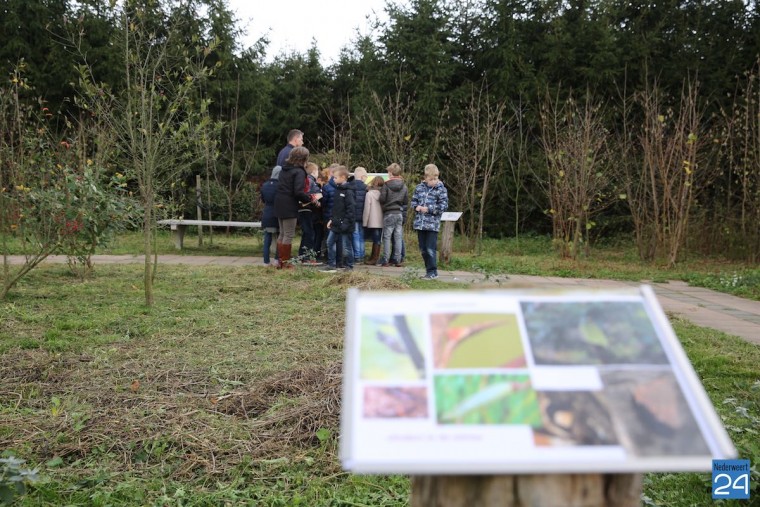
top-left (339, 286), bottom-right (736, 474)
top-left (440, 211), bottom-right (463, 221)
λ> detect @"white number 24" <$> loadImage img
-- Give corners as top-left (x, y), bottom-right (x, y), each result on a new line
top-left (713, 473), bottom-right (749, 496)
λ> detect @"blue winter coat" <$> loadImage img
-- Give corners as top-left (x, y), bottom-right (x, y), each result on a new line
top-left (260, 178), bottom-right (279, 228)
top-left (410, 181), bottom-right (449, 232)
top-left (322, 178), bottom-right (339, 221)
top-left (350, 177), bottom-right (367, 223)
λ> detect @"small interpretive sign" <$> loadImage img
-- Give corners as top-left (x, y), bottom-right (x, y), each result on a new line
top-left (440, 212), bottom-right (462, 221)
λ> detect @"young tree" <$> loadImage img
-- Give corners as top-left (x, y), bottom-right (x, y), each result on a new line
top-left (77, 4), bottom-right (211, 306)
top-left (540, 90), bottom-right (618, 259)
top-left (443, 85), bottom-right (507, 249)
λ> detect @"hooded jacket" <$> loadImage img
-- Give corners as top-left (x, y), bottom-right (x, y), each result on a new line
top-left (411, 180), bottom-right (449, 232)
top-left (274, 164), bottom-right (312, 219)
top-left (379, 177), bottom-right (408, 214)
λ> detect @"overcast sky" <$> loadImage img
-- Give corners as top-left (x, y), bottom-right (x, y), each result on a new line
top-left (226, 0), bottom-right (400, 64)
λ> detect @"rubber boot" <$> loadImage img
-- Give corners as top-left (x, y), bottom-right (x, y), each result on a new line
top-left (275, 242), bottom-right (283, 269)
top-left (365, 243), bottom-right (380, 265)
top-left (281, 243), bottom-right (294, 269)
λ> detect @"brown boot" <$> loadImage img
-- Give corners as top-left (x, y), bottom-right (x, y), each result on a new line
top-left (365, 244), bottom-right (380, 265)
top-left (281, 243), bottom-right (294, 269)
top-left (275, 242), bottom-right (283, 269)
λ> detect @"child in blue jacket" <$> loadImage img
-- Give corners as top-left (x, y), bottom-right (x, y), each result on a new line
top-left (411, 164), bottom-right (448, 279)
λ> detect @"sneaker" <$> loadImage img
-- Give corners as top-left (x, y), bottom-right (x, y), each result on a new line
top-left (320, 266), bottom-right (338, 273)
top-left (421, 273), bottom-right (438, 280)
top-left (392, 261), bottom-right (404, 267)
top-left (341, 266), bottom-right (354, 272)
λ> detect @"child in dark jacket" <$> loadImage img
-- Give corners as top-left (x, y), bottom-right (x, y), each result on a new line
top-left (322, 166), bottom-right (355, 272)
top-left (378, 162), bottom-right (408, 267)
top-left (260, 166), bottom-right (281, 265)
top-left (298, 162), bottom-right (321, 262)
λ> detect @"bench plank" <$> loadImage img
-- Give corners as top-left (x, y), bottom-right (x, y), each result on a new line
top-left (157, 219), bottom-right (262, 249)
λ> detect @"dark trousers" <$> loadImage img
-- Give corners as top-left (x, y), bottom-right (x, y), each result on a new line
top-left (298, 211), bottom-right (316, 257)
top-left (314, 221), bottom-right (325, 259)
top-left (417, 230), bottom-right (438, 276)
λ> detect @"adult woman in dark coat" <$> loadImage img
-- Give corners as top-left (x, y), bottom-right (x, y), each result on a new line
top-left (274, 146), bottom-right (321, 268)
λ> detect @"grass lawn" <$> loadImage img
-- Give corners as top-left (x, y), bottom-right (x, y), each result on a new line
top-left (4, 229), bottom-right (760, 299)
top-left (0, 263), bottom-right (758, 505)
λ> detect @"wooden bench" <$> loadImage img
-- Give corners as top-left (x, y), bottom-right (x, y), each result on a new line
top-left (157, 219), bottom-right (262, 250)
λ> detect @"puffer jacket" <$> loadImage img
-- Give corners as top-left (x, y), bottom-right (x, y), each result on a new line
top-left (330, 181), bottom-right (356, 233)
top-left (260, 178), bottom-right (279, 228)
top-left (322, 178), bottom-right (339, 221)
top-left (350, 176), bottom-right (367, 223)
top-left (410, 180), bottom-right (449, 232)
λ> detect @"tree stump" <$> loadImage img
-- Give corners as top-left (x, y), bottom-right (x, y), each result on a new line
top-left (411, 473), bottom-right (642, 507)
top-left (439, 220), bottom-right (455, 265)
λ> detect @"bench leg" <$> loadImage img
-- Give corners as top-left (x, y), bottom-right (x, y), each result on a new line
top-left (170, 224), bottom-right (186, 250)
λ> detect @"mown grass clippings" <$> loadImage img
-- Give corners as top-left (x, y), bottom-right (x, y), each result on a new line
top-left (0, 263), bottom-right (416, 505)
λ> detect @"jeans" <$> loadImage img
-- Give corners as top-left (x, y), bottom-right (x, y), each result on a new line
top-left (352, 222), bottom-right (365, 261)
top-left (417, 230), bottom-right (438, 276)
top-left (382, 213), bottom-right (403, 263)
top-left (327, 230), bottom-right (354, 268)
top-left (367, 227), bottom-right (381, 245)
top-left (298, 211), bottom-right (316, 258)
top-left (263, 231), bottom-right (279, 264)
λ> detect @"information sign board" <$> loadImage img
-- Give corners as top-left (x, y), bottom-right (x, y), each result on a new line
top-left (340, 286), bottom-right (736, 474)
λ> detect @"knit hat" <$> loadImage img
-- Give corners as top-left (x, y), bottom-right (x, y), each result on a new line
top-left (271, 166), bottom-right (282, 180)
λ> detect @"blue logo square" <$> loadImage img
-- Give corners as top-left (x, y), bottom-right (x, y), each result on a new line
top-left (712, 459), bottom-right (751, 499)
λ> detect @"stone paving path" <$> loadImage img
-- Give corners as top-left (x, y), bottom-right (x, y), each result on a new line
top-left (7, 254), bottom-right (760, 346)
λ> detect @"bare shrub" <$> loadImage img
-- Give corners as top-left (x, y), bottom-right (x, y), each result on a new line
top-left (540, 91), bottom-right (618, 259)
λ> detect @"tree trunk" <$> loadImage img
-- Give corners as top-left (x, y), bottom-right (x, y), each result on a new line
top-left (411, 474), bottom-right (642, 507)
top-left (143, 191), bottom-right (154, 307)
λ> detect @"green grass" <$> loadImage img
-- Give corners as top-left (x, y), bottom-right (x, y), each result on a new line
top-left (643, 319), bottom-right (760, 506)
top-left (4, 229), bottom-right (760, 299)
top-left (0, 264), bottom-right (758, 505)
top-left (447, 235), bottom-right (760, 300)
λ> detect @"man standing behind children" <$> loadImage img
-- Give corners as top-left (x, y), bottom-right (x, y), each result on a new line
top-left (322, 166), bottom-right (356, 272)
top-left (378, 163), bottom-right (408, 267)
top-left (411, 164), bottom-right (449, 279)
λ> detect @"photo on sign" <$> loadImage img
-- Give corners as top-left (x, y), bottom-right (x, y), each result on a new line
top-left (430, 313), bottom-right (526, 369)
top-left (360, 314), bottom-right (426, 380)
top-left (521, 301), bottom-right (669, 365)
top-left (599, 370), bottom-right (710, 456)
top-left (433, 374), bottom-right (541, 425)
top-left (532, 391), bottom-right (619, 447)
top-left (363, 386), bottom-right (428, 419)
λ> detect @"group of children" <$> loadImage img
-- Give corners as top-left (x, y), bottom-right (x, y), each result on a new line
top-left (261, 161), bottom-right (449, 279)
